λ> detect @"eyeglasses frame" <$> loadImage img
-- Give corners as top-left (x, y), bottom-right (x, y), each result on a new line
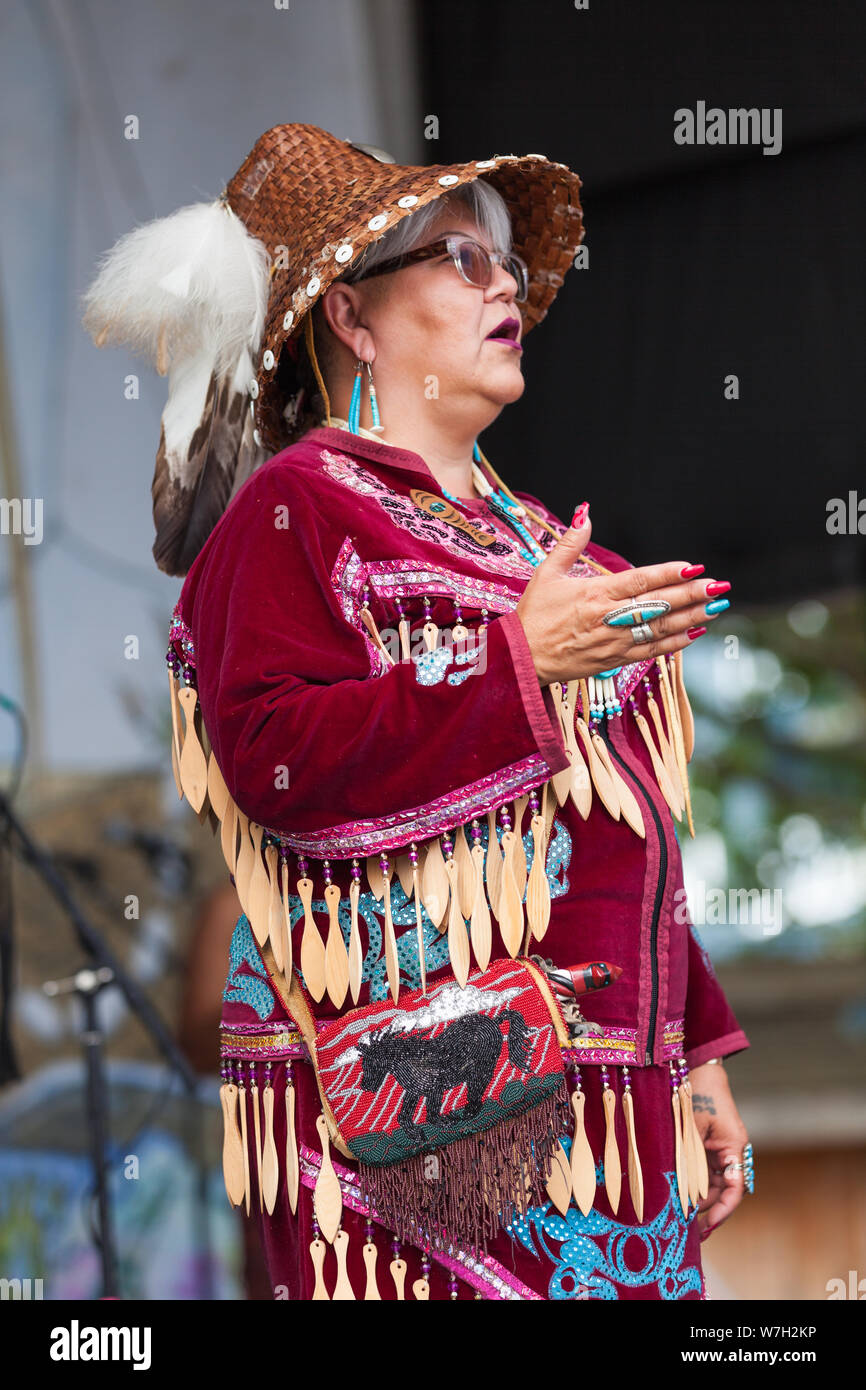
top-left (352, 233), bottom-right (530, 303)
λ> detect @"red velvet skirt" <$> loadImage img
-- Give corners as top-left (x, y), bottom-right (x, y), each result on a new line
top-left (240, 1053), bottom-right (707, 1301)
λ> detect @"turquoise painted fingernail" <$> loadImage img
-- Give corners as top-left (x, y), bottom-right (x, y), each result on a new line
top-left (705, 598), bottom-right (730, 616)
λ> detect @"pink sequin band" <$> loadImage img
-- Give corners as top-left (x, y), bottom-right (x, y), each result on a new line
top-left (220, 1022), bottom-right (308, 1062)
top-left (565, 1018), bottom-right (686, 1066)
top-left (333, 541), bottom-right (526, 615)
top-left (298, 1143), bottom-right (542, 1301)
top-left (220, 1022), bottom-right (686, 1070)
top-left (266, 753), bottom-right (557, 857)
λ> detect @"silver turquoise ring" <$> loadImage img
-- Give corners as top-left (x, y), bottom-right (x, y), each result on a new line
top-left (723, 1143), bottom-right (755, 1193)
top-left (603, 599), bottom-right (672, 628)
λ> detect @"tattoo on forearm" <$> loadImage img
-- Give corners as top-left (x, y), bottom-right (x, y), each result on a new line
top-left (691, 1093), bottom-right (716, 1114)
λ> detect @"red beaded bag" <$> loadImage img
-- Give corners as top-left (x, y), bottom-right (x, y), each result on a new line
top-left (261, 944), bottom-right (619, 1253)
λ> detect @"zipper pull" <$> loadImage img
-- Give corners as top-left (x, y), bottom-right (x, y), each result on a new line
top-left (645, 1047), bottom-right (652, 1065)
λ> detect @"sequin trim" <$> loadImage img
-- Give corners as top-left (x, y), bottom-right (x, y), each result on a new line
top-left (564, 1018), bottom-right (686, 1065)
top-left (297, 1142), bottom-right (542, 1300)
top-left (168, 605), bottom-right (196, 670)
top-left (329, 539), bottom-right (383, 676)
top-left (265, 752), bottom-right (556, 857)
top-left (371, 560), bottom-right (524, 607)
top-left (220, 1023), bottom-right (307, 1061)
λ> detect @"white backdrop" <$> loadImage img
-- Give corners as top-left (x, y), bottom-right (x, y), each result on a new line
top-left (0, 0), bottom-right (421, 775)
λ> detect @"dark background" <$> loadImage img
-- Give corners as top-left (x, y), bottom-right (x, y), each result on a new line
top-left (418, 0), bottom-right (866, 602)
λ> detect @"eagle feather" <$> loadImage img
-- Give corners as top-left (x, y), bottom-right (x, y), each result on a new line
top-left (82, 200), bottom-right (271, 575)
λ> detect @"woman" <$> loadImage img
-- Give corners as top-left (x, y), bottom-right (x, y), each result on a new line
top-left (83, 124), bottom-right (752, 1301)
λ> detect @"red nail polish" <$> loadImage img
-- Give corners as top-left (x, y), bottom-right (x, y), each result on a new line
top-left (687, 626), bottom-right (707, 640)
top-left (680, 564), bottom-right (705, 578)
top-left (706, 580), bottom-right (731, 596)
top-left (572, 502), bottom-right (589, 528)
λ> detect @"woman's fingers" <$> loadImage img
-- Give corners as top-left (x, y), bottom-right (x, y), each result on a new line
top-left (581, 624), bottom-right (704, 675)
top-left (623, 626), bottom-right (704, 664)
top-left (640, 597), bottom-right (728, 641)
top-left (601, 564), bottom-right (731, 615)
top-left (590, 598), bottom-right (726, 671)
top-left (602, 561), bottom-right (707, 598)
top-left (602, 574), bottom-right (730, 617)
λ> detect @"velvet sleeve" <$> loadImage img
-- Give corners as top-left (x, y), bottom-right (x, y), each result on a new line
top-left (179, 460), bottom-right (570, 857)
top-left (682, 921), bottom-right (750, 1068)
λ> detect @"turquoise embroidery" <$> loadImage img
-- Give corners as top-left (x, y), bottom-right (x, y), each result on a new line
top-left (508, 1136), bottom-right (702, 1300)
top-left (223, 813), bottom-right (575, 1008)
top-left (413, 644), bottom-right (483, 687)
top-left (223, 914), bottom-right (276, 1020)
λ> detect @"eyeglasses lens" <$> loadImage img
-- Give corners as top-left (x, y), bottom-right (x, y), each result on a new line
top-left (456, 241), bottom-right (492, 287)
top-left (455, 241), bottom-right (528, 302)
top-left (504, 255), bottom-right (529, 302)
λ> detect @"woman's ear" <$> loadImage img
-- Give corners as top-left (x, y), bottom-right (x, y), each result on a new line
top-left (321, 284), bottom-right (377, 363)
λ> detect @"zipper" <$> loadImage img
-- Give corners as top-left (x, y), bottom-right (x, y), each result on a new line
top-left (596, 720), bottom-right (668, 1065)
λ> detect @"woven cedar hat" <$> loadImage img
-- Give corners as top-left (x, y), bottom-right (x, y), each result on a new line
top-left (227, 123), bottom-right (585, 451)
top-left (82, 122), bottom-right (584, 577)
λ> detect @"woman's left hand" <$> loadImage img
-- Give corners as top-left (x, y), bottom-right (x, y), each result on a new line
top-left (687, 1061), bottom-right (751, 1239)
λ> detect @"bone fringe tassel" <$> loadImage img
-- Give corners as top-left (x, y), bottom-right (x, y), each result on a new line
top-left (469, 820), bottom-right (492, 971)
top-left (261, 1065), bottom-right (279, 1215)
top-left (621, 1065), bottom-right (644, 1222)
top-left (332, 1229), bottom-right (356, 1300)
top-left (669, 1062), bottom-right (690, 1218)
top-left (219, 1067), bottom-right (244, 1208)
top-left (285, 1062), bottom-right (299, 1215)
top-left (237, 1062), bottom-right (251, 1216)
top-left (309, 1238), bottom-right (330, 1300)
top-left (250, 1066), bottom-right (264, 1213)
top-left (363, 1240), bottom-right (382, 1300)
top-left (359, 599), bottom-right (396, 667)
top-left (497, 806), bottom-right (525, 956)
top-left (600, 1066), bottom-right (622, 1214)
top-left (568, 1065), bottom-right (596, 1216)
top-left (443, 835), bottom-right (470, 988)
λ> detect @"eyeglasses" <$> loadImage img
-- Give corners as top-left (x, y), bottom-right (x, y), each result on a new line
top-left (356, 234), bottom-right (529, 302)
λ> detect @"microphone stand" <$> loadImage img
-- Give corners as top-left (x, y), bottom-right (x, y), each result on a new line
top-left (0, 786), bottom-right (205, 1299)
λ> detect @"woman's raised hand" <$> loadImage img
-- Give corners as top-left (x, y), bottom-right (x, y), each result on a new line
top-left (515, 504), bottom-right (732, 688)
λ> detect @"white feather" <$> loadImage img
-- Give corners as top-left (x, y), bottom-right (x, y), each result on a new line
top-left (81, 200), bottom-right (271, 377)
top-left (160, 348), bottom-right (219, 486)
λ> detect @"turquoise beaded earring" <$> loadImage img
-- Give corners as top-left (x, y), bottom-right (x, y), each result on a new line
top-left (365, 361), bottom-right (384, 433)
top-left (348, 357), bottom-right (384, 434)
top-left (347, 358), bottom-right (363, 434)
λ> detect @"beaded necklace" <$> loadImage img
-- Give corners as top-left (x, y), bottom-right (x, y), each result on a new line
top-left (442, 449), bottom-right (549, 567)
top-left (443, 445), bottom-right (625, 696)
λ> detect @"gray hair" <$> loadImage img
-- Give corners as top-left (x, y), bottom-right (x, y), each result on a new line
top-left (342, 177), bottom-right (513, 281)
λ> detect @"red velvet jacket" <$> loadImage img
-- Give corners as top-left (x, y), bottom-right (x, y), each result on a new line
top-left (170, 424), bottom-right (748, 1071)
